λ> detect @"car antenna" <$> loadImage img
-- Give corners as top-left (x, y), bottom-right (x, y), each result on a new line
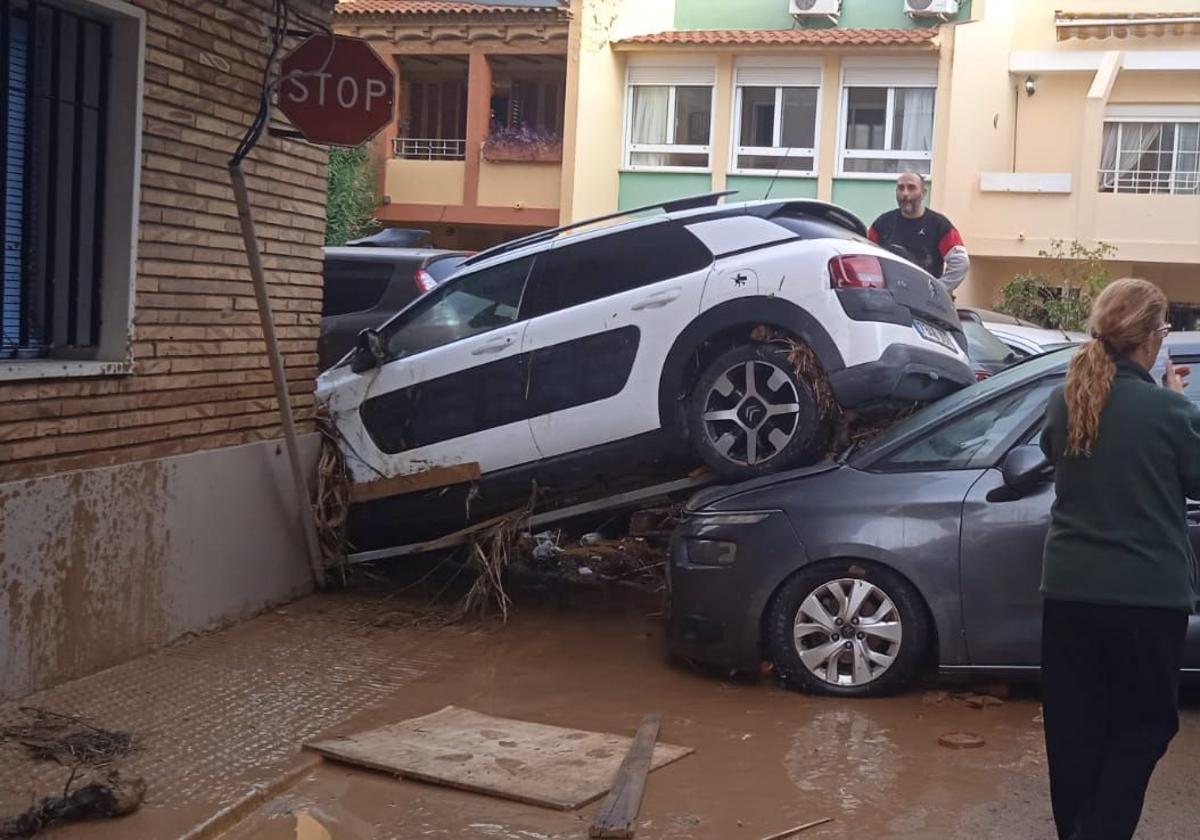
top-left (764, 143), bottom-right (799, 201)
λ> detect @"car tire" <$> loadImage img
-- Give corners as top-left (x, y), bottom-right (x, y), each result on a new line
top-left (687, 343), bottom-right (830, 482)
top-left (765, 560), bottom-right (930, 698)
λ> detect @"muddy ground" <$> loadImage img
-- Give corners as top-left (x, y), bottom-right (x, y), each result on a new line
top-left (4, 582), bottom-right (1200, 840)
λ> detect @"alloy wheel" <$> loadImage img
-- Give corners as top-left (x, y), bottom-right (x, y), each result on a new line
top-left (792, 578), bottom-right (903, 687)
top-left (701, 360), bottom-right (801, 467)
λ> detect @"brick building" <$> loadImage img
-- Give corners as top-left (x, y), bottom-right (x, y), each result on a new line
top-left (1, 0), bottom-right (333, 699)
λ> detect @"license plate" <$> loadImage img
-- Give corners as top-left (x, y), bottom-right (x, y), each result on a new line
top-left (914, 319), bottom-right (956, 351)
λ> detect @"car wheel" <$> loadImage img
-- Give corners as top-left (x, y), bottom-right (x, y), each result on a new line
top-left (765, 560), bottom-right (930, 697)
top-left (687, 343), bottom-right (830, 481)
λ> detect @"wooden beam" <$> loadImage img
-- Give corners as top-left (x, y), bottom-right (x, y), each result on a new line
top-left (589, 714), bottom-right (662, 839)
top-left (350, 462), bottom-right (482, 504)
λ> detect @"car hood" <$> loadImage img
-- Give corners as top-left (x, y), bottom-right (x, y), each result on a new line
top-left (686, 460), bottom-right (841, 512)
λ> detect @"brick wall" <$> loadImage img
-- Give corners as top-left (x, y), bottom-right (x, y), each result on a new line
top-left (0, 0), bottom-right (331, 483)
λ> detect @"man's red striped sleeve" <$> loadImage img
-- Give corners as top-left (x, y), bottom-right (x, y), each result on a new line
top-left (938, 227), bottom-right (964, 256)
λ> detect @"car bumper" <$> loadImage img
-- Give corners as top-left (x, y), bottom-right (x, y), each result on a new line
top-left (666, 511), bottom-right (803, 673)
top-left (829, 343), bottom-right (975, 409)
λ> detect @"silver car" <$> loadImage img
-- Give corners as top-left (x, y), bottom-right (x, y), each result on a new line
top-left (668, 348), bottom-right (1200, 696)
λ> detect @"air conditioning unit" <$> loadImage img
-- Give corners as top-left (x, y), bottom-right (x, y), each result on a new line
top-left (790, 0), bottom-right (841, 22)
top-left (905, 0), bottom-right (960, 16)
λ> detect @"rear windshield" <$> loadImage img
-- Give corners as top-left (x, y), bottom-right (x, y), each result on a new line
top-left (962, 320), bottom-right (1018, 366)
top-left (322, 259), bottom-right (396, 317)
top-left (769, 214), bottom-right (871, 243)
top-left (426, 255), bottom-right (468, 283)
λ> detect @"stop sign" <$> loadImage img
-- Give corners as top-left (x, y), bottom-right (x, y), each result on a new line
top-left (278, 35), bottom-right (395, 147)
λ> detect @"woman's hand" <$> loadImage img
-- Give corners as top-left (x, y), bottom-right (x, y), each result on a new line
top-left (1165, 360), bottom-right (1191, 394)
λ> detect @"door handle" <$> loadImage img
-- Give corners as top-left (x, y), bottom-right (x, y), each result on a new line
top-left (632, 288), bottom-right (682, 311)
top-left (471, 335), bottom-right (515, 356)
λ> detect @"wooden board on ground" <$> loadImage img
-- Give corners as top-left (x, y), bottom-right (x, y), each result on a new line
top-left (304, 706), bottom-right (693, 811)
top-left (349, 462), bottom-right (481, 504)
top-left (590, 713), bottom-right (661, 839)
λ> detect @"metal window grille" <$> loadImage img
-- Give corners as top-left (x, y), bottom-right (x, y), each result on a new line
top-left (394, 137), bottom-right (467, 160)
top-left (1, 1), bottom-right (111, 360)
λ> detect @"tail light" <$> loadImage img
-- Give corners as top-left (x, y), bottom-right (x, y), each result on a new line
top-left (829, 255), bottom-right (886, 290)
top-left (414, 269), bottom-right (438, 293)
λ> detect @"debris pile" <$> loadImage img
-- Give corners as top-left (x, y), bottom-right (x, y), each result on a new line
top-left (0, 708), bottom-right (145, 838)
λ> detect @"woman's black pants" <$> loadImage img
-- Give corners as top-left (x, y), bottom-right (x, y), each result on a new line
top-left (1042, 597), bottom-right (1188, 840)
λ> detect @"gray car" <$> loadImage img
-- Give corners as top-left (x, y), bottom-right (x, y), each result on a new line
top-left (320, 247), bottom-right (470, 370)
top-left (668, 347), bottom-right (1200, 697)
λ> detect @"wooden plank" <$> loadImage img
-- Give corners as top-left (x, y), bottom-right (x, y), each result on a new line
top-left (350, 462), bottom-right (482, 504)
top-left (589, 714), bottom-right (661, 839)
top-left (760, 818), bottom-right (834, 840)
top-left (346, 473), bottom-right (715, 566)
top-left (304, 706), bottom-right (692, 811)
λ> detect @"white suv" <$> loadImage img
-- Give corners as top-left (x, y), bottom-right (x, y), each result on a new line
top-left (317, 196), bottom-right (972, 512)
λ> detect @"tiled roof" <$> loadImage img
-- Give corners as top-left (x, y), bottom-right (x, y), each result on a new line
top-left (616, 28), bottom-right (939, 48)
top-left (335, 1), bottom-right (565, 16)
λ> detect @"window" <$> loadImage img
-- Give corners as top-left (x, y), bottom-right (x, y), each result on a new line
top-left (733, 87), bottom-right (819, 175)
top-left (1, 0), bottom-right (143, 379)
top-left (321, 259), bottom-right (395, 317)
top-left (383, 256), bottom-right (533, 358)
top-left (1100, 120), bottom-right (1200, 195)
top-left (881, 379), bottom-right (1060, 471)
top-left (520, 223), bottom-right (712, 319)
top-left (731, 61), bottom-right (821, 176)
top-left (624, 61), bottom-right (715, 171)
top-left (839, 60), bottom-right (937, 178)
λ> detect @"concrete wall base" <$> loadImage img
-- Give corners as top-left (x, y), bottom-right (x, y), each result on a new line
top-left (0, 436), bottom-right (320, 700)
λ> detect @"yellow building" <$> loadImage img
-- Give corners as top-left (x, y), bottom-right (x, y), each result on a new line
top-left (340, 1), bottom-right (1197, 319)
top-left (337, 0), bottom-right (975, 247)
top-left (940, 3), bottom-right (1200, 320)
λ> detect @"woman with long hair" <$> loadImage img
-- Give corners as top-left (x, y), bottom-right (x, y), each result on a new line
top-left (1040, 277), bottom-right (1200, 839)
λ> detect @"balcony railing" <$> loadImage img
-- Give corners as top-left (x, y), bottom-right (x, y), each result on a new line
top-left (1099, 168), bottom-right (1200, 196)
top-left (394, 138), bottom-right (467, 161)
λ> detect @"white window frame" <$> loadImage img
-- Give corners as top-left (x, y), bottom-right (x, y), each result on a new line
top-left (729, 84), bottom-right (822, 178)
top-left (1099, 105), bottom-right (1200, 196)
top-left (622, 61), bottom-right (715, 174)
top-left (1, 0), bottom-right (145, 382)
top-left (837, 60), bottom-right (938, 181)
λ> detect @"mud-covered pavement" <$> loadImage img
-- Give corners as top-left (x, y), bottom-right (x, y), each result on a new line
top-left (4, 586), bottom-right (1200, 840)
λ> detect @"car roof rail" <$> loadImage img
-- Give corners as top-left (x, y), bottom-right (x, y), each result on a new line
top-left (461, 190), bottom-right (740, 267)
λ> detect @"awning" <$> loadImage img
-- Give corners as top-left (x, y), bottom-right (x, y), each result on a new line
top-left (1055, 12), bottom-right (1200, 41)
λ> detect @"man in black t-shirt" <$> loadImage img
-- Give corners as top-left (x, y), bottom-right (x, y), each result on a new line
top-left (867, 172), bottom-right (970, 295)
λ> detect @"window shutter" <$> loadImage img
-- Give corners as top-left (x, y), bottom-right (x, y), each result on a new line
top-left (843, 58), bottom-right (937, 87)
top-left (735, 59), bottom-right (821, 88)
top-left (2, 17), bottom-right (28, 358)
top-left (627, 56), bottom-right (715, 86)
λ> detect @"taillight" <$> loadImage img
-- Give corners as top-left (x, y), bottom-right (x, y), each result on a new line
top-left (829, 255), bottom-right (886, 290)
top-left (414, 269), bottom-right (438, 293)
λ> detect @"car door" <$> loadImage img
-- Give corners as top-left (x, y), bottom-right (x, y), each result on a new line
top-left (516, 220), bottom-right (714, 459)
top-left (319, 256), bottom-right (405, 371)
top-left (956, 375), bottom-right (1071, 666)
top-left (322, 255), bottom-right (541, 481)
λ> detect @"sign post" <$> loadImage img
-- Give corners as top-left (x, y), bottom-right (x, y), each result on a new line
top-left (227, 35), bottom-right (395, 588)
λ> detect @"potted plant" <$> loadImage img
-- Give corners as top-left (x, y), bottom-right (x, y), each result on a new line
top-left (481, 125), bottom-right (563, 163)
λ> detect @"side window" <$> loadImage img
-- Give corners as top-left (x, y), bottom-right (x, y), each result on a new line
top-left (321, 259), bottom-right (395, 317)
top-left (383, 256), bottom-right (533, 358)
top-left (881, 379), bottom-right (1060, 471)
top-left (521, 223), bottom-right (712, 319)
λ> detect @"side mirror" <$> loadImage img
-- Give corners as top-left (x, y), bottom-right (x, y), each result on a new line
top-left (1002, 445), bottom-right (1051, 493)
top-left (350, 328), bottom-right (386, 374)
